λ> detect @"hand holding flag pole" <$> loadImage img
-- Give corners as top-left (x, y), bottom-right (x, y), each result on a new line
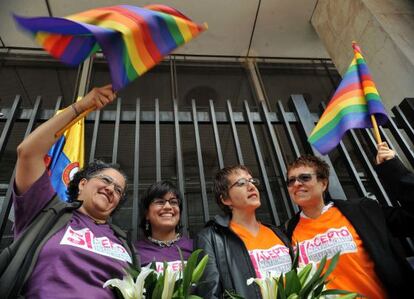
top-left (55, 84), bottom-right (116, 138)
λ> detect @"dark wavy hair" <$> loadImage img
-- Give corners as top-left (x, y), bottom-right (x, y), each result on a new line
top-left (139, 180), bottom-right (183, 237)
top-left (286, 155), bottom-right (330, 182)
top-left (66, 160), bottom-right (128, 205)
top-left (213, 165), bottom-right (252, 215)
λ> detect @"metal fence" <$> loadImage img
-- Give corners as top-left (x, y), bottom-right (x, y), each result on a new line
top-left (1, 94), bottom-right (413, 251)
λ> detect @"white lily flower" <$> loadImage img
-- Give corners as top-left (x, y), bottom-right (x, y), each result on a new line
top-left (103, 273), bottom-right (136, 299)
top-left (103, 268), bottom-right (154, 299)
top-left (247, 276), bottom-right (277, 299)
top-left (135, 268), bottom-right (155, 298)
top-left (161, 267), bottom-right (178, 299)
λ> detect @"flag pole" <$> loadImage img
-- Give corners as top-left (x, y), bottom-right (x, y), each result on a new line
top-left (55, 107), bottom-right (94, 138)
top-left (370, 114), bottom-right (382, 144)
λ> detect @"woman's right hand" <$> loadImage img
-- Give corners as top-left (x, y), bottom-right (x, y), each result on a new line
top-left (74, 84), bottom-right (116, 113)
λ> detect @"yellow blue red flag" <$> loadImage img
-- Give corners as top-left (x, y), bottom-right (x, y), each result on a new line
top-left (45, 99), bottom-right (85, 201)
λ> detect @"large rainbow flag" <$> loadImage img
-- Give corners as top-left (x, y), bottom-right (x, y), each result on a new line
top-left (308, 42), bottom-right (388, 155)
top-left (14, 4), bottom-right (206, 91)
top-left (45, 102), bottom-right (84, 201)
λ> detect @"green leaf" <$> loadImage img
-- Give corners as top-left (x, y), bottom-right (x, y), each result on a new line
top-left (299, 255), bottom-right (327, 297)
top-left (297, 263), bottom-right (312, 286)
top-left (291, 243), bottom-right (300, 269)
top-left (151, 262), bottom-right (167, 299)
top-left (287, 294), bottom-right (299, 299)
top-left (321, 252), bottom-right (340, 282)
top-left (191, 254), bottom-right (208, 283)
top-left (320, 289), bottom-right (358, 296)
top-left (284, 270), bottom-right (301, 296)
top-left (277, 273), bottom-right (286, 299)
top-left (182, 249), bottom-right (203, 296)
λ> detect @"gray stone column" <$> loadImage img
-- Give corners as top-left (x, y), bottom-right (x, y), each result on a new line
top-left (311, 0), bottom-right (414, 109)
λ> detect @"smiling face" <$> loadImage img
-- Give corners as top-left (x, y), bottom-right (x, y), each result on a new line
top-left (77, 168), bottom-right (126, 222)
top-left (287, 165), bottom-right (327, 208)
top-left (221, 170), bottom-right (261, 213)
top-left (146, 192), bottom-right (180, 235)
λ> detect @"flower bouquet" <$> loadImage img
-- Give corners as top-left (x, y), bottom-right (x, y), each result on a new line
top-left (104, 248), bottom-right (208, 299)
top-left (226, 251), bottom-right (359, 299)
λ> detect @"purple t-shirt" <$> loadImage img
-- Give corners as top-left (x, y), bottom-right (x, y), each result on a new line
top-left (134, 236), bottom-right (193, 273)
top-left (13, 171), bottom-right (132, 299)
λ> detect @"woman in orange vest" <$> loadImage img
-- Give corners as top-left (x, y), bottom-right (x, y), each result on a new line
top-left (285, 142), bottom-right (414, 298)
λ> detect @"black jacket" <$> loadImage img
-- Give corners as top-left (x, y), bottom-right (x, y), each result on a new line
top-left (285, 158), bottom-right (414, 298)
top-left (195, 214), bottom-right (293, 299)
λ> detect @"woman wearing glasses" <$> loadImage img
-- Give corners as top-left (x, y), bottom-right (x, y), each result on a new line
top-left (9, 85), bottom-right (138, 298)
top-left (135, 181), bottom-right (192, 272)
top-left (195, 165), bottom-right (293, 299)
top-left (285, 143), bottom-right (414, 298)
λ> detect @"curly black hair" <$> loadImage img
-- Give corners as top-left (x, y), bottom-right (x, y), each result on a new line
top-left (139, 180), bottom-right (182, 237)
top-left (66, 160), bottom-right (128, 204)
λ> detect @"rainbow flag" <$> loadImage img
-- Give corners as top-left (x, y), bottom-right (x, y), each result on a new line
top-left (14, 4), bottom-right (206, 91)
top-left (45, 103), bottom-right (84, 201)
top-left (308, 42), bottom-right (388, 155)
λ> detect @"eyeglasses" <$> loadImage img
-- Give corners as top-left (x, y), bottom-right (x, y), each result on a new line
top-left (286, 173), bottom-right (318, 187)
top-left (229, 178), bottom-right (260, 189)
top-left (89, 174), bottom-right (125, 198)
top-left (152, 197), bottom-right (180, 207)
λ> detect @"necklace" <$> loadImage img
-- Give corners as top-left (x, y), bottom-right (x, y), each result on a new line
top-left (147, 233), bottom-right (181, 247)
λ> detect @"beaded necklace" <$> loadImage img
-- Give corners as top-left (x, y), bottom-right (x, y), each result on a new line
top-left (147, 233), bottom-right (181, 247)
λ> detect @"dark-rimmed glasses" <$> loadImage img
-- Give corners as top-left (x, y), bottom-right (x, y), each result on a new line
top-left (229, 178), bottom-right (260, 189)
top-left (152, 198), bottom-right (180, 207)
top-left (286, 173), bottom-right (317, 187)
top-left (89, 174), bottom-right (125, 198)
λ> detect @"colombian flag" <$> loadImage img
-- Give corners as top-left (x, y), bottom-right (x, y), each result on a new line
top-left (45, 99), bottom-right (85, 201)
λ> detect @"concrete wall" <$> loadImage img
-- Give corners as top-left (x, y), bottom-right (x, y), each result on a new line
top-left (311, 0), bottom-right (414, 109)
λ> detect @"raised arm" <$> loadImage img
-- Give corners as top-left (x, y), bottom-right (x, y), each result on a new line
top-left (15, 85), bottom-right (116, 195)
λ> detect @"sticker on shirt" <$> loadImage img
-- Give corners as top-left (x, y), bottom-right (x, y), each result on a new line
top-left (60, 226), bottom-right (132, 263)
top-left (145, 260), bottom-right (186, 274)
top-left (248, 244), bottom-right (292, 278)
top-left (297, 226), bottom-right (357, 265)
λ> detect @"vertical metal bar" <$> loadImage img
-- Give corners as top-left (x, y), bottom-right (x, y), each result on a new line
top-left (260, 101), bottom-right (297, 216)
top-left (226, 100), bottom-right (244, 165)
top-left (244, 101), bottom-right (280, 225)
top-left (89, 110), bottom-right (101, 163)
top-left (173, 98), bottom-right (188, 235)
top-left (209, 100), bottom-right (224, 169)
top-left (192, 100), bottom-right (209, 222)
top-left (0, 96), bottom-right (21, 157)
top-left (155, 98), bottom-right (161, 181)
top-left (392, 106), bottom-right (414, 143)
top-left (0, 96), bottom-right (41, 238)
top-left (277, 101), bottom-right (301, 158)
top-left (290, 94), bottom-right (347, 200)
top-left (132, 98), bottom-right (141, 243)
top-left (112, 98), bottom-right (121, 164)
top-left (384, 116), bottom-right (414, 167)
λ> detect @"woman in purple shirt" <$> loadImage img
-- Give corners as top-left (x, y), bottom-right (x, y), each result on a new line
top-left (134, 181), bottom-right (193, 272)
top-left (12, 85), bottom-right (137, 298)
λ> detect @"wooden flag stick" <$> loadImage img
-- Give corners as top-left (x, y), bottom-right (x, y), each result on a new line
top-left (370, 114), bottom-right (382, 144)
top-left (54, 106), bottom-right (95, 138)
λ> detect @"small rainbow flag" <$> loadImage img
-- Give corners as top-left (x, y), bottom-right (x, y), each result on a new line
top-left (308, 42), bottom-right (388, 155)
top-left (14, 4), bottom-right (206, 91)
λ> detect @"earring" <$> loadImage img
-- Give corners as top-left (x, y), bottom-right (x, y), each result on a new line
top-left (145, 220), bottom-right (150, 231)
